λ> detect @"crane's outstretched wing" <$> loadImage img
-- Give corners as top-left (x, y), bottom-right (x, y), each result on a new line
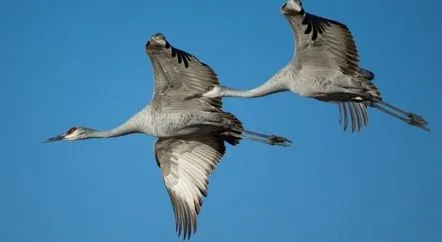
top-left (283, 3), bottom-right (375, 132)
top-left (154, 136), bottom-right (225, 240)
top-left (286, 9), bottom-right (362, 77)
top-left (146, 34), bottom-right (222, 112)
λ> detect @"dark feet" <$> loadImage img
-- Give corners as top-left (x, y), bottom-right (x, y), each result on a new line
top-left (407, 113), bottom-right (430, 132)
top-left (269, 135), bottom-right (292, 147)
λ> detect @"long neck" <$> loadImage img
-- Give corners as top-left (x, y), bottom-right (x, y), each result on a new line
top-left (87, 107), bottom-right (153, 139)
top-left (89, 123), bottom-right (138, 139)
top-left (220, 67), bottom-right (290, 98)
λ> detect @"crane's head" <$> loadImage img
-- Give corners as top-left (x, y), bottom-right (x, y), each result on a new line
top-left (44, 127), bottom-right (97, 143)
top-left (281, 0), bottom-right (305, 16)
top-left (145, 33), bottom-right (168, 52)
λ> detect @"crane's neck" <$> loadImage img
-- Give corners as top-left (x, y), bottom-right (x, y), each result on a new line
top-left (89, 124), bottom-right (138, 139)
top-left (219, 67), bottom-right (290, 98)
top-left (86, 107), bottom-right (153, 139)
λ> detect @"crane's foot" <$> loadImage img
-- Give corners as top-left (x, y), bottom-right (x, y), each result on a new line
top-left (269, 135), bottom-right (292, 147)
top-left (407, 113), bottom-right (430, 132)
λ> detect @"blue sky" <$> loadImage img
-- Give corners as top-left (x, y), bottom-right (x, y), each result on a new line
top-left (1, 0), bottom-right (441, 241)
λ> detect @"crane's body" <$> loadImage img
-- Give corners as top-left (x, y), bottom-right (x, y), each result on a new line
top-left (230, 64), bottom-right (364, 98)
top-left (195, 0), bottom-right (429, 132)
top-left (124, 106), bottom-right (235, 138)
top-left (45, 33), bottom-right (291, 240)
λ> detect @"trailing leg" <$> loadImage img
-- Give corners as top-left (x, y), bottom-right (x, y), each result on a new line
top-left (223, 129), bottom-right (292, 147)
top-left (370, 99), bottom-right (429, 131)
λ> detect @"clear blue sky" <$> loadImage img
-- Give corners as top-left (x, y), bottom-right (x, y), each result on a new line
top-left (2, 0), bottom-right (441, 241)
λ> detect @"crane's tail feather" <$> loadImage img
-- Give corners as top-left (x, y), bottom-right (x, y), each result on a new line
top-left (224, 129), bottom-right (292, 147)
top-left (220, 112), bottom-right (291, 147)
top-left (371, 100), bottom-right (430, 132)
top-left (221, 112), bottom-right (244, 146)
top-left (338, 102), bottom-right (368, 132)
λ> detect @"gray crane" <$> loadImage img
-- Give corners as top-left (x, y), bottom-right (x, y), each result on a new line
top-left (45, 33), bottom-right (291, 240)
top-left (188, 0), bottom-right (429, 132)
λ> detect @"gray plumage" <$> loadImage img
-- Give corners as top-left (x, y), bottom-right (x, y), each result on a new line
top-left (191, 0), bottom-right (429, 132)
top-left (45, 33), bottom-right (291, 240)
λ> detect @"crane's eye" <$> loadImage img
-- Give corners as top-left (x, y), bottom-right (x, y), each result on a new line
top-left (67, 127), bottom-right (77, 135)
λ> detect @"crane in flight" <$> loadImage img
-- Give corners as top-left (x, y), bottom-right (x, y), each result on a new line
top-left (45, 33), bottom-right (291, 240)
top-left (187, 0), bottom-right (429, 132)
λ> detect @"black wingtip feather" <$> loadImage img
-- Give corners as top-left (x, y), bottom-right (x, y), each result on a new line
top-left (164, 41), bottom-right (196, 69)
top-left (301, 13), bottom-right (348, 42)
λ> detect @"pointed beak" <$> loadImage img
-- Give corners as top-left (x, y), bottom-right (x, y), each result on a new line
top-left (44, 134), bottom-right (66, 143)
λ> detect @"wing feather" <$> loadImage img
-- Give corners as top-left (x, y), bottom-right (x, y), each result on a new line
top-left (154, 136), bottom-right (225, 240)
top-left (146, 41), bottom-right (222, 112)
top-left (288, 11), bottom-right (362, 77)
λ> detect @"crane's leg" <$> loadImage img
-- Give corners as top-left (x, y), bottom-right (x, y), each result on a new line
top-left (189, 121), bottom-right (292, 147)
top-left (371, 100), bottom-right (430, 131)
top-left (243, 129), bottom-right (292, 146)
top-left (224, 129), bottom-right (292, 147)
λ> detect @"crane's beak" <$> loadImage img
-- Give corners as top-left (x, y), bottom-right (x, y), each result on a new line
top-left (44, 134), bottom-right (66, 143)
